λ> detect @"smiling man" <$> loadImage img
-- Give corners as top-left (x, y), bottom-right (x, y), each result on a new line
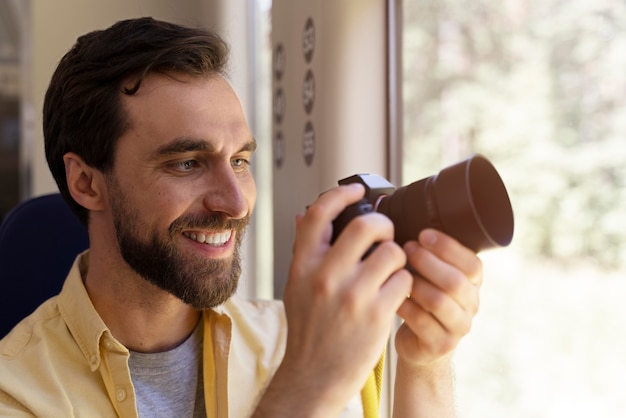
top-left (72, 72), bottom-right (258, 353)
top-left (0, 17), bottom-right (482, 417)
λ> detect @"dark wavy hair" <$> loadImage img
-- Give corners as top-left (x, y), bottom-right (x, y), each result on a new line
top-left (43, 17), bottom-right (230, 224)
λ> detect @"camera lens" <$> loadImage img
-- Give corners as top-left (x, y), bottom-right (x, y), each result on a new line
top-left (376, 154), bottom-right (514, 252)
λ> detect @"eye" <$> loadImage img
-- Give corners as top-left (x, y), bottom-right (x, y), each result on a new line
top-left (232, 157), bottom-right (251, 171)
top-left (172, 159), bottom-right (199, 172)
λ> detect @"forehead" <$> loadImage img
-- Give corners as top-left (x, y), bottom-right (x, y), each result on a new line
top-left (118, 72), bottom-right (253, 153)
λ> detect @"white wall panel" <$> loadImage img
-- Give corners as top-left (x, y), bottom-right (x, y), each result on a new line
top-left (271, 0), bottom-right (389, 297)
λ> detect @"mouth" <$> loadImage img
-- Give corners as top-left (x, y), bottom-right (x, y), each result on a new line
top-left (182, 230), bottom-right (232, 247)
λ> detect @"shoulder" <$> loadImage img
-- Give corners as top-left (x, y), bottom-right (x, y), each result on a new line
top-left (0, 297), bottom-right (62, 359)
top-left (0, 299), bottom-right (71, 415)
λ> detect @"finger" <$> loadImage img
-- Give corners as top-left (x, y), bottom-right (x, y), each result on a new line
top-left (378, 268), bottom-right (413, 310)
top-left (397, 298), bottom-right (444, 337)
top-left (407, 274), bottom-right (474, 336)
top-left (331, 212), bottom-right (396, 269)
top-left (293, 183), bottom-right (365, 257)
top-left (340, 267), bottom-right (413, 336)
top-left (418, 229), bottom-right (483, 286)
top-left (362, 268), bottom-right (413, 331)
top-left (404, 241), bottom-right (480, 315)
top-left (305, 213), bottom-right (401, 300)
top-left (347, 240), bottom-right (408, 298)
top-left (395, 304), bottom-right (459, 360)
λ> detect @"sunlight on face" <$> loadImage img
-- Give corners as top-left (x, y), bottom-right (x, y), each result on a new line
top-left (107, 73), bottom-right (257, 308)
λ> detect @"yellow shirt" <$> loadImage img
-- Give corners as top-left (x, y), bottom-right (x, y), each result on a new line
top-left (0, 252), bottom-right (289, 417)
top-left (0, 252), bottom-right (369, 417)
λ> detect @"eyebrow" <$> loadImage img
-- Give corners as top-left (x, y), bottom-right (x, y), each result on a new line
top-left (152, 137), bottom-right (257, 158)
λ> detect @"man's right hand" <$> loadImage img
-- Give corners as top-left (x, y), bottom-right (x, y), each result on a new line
top-left (253, 183), bottom-right (412, 417)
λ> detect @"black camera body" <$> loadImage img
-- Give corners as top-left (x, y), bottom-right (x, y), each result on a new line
top-left (331, 154), bottom-right (514, 253)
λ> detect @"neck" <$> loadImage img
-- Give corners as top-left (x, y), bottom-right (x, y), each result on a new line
top-left (85, 246), bottom-right (201, 353)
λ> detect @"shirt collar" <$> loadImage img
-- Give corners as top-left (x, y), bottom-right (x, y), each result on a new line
top-left (56, 251), bottom-right (243, 372)
top-left (57, 251), bottom-right (124, 371)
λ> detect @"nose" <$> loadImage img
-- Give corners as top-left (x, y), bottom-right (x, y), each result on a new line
top-left (202, 165), bottom-right (252, 219)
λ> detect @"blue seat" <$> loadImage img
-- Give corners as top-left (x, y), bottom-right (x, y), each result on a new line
top-left (0, 193), bottom-right (89, 338)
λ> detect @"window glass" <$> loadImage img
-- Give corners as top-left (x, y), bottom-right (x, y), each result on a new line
top-left (402, 1), bottom-right (626, 416)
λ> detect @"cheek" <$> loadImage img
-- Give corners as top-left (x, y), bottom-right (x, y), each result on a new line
top-left (126, 182), bottom-right (188, 232)
top-left (152, 190), bottom-right (192, 223)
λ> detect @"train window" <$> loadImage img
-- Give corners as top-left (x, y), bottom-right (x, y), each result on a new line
top-left (402, 1), bottom-right (626, 416)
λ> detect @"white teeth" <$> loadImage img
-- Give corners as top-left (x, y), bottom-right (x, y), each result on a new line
top-left (184, 230), bottom-right (232, 246)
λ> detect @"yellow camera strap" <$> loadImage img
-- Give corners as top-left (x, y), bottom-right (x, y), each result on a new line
top-left (360, 352), bottom-right (385, 418)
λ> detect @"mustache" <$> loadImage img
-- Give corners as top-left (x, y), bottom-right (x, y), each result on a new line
top-left (169, 213), bottom-right (250, 236)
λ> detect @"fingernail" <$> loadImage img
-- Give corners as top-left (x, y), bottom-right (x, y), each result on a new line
top-left (420, 229), bottom-right (437, 246)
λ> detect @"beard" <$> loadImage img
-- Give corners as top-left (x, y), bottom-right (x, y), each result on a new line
top-left (108, 179), bottom-right (249, 310)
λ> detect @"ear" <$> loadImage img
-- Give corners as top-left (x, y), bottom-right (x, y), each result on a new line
top-left (63, 152), bottom-right (107, 213)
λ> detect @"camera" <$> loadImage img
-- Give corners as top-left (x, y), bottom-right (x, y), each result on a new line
top-left (331, 154), bottom-right (514, 253)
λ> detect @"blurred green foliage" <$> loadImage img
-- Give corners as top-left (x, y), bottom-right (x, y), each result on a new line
top-left (402, 0), bottom-right (626, 269)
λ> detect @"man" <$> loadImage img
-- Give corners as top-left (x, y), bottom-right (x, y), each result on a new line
top-left (0, 17), bottom-right (481, 417)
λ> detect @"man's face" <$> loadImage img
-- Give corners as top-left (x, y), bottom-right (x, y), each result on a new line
top-left (106, 73), bottom-right (257, 309)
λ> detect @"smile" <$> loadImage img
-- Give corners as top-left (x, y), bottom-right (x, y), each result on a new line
top-left (183, 230), bottom-right (232, 246)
